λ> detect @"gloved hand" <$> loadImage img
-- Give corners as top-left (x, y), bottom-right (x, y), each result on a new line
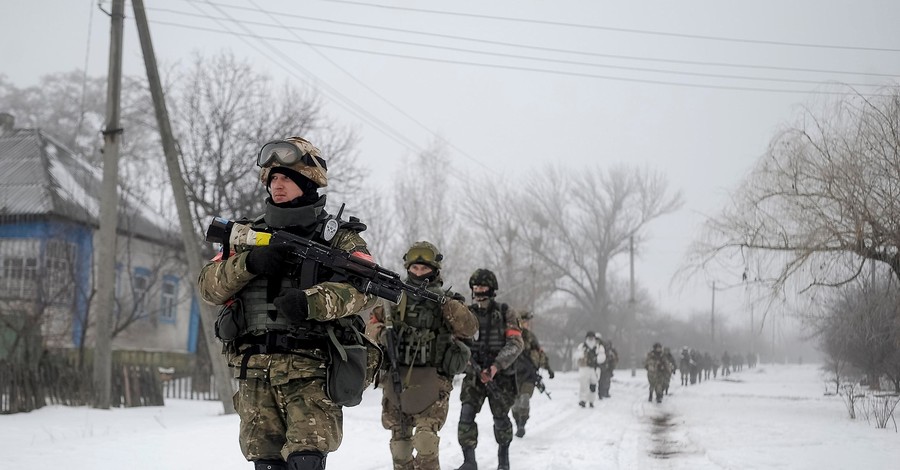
top-left (479, 364), bottom-right (498, 384)
top-left (548, 370), bottom-right (555, 379)
top-left (273, 288), bottom-right (310, 321)
top-left (245, 244), bottom-right (292, 276)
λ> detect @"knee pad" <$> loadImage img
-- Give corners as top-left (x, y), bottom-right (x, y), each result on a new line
top-left (460, 403), bottom-right (477, 424)
top-left (493, 416), bottom-right (511, 431)
top-left (389, 439), bottom-right (414, 462)
top-left (255, 460), bottom-right (286, 470)
top-left (286, 451), bottom-right (325, 470)
top-left (412, 430), bottom-right (440, 457)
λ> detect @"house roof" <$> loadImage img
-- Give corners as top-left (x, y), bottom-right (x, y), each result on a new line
top-left (0, 127), bottom-right (180, 247)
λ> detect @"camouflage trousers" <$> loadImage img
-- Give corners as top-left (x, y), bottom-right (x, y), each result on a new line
top-left (598, 367), bottom-right (614, 397)
top-left (457, 372), bottom-right (517, 448)
top-left (234, 376), bottom-right (343, 462)
top-left (511, 380), bottom-right (535, 426)
top-left (381, 382), bottom-right (452, 470)
top-left (647, 372), bottom-right (667, 400)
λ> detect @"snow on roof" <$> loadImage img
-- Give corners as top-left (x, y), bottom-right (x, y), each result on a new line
top-left (0, 127), bottom-right (179, 246)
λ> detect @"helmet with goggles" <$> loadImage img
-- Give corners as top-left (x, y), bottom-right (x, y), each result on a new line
top-left (257, 137), bottom-right (328, 188)
top-left (403, 241), bottom-right (443, 270)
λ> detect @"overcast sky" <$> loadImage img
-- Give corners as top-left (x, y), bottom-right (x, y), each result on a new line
top-left (2, 0), bottom-right (899, 331)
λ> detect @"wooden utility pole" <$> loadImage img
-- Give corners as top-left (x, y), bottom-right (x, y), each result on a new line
top-left (629, 235), bottom-right (636, 377)
top-left (92, 0), bottom-right (126, 410)
top-left (711, 281), bottom-right (716, 344)
top-left (132, 0), bottom-right (235, 413)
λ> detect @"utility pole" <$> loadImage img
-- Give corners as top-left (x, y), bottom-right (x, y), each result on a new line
top-left (710, 281), bottom-right (716, 344)
top-left (132, 0), bottom-right (235, 414)
top-left (92, 0), bottom-right (125, 410)
top-left (629, 235), bottom-right (636, 377)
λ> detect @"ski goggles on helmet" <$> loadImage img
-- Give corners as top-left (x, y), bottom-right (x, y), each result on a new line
top-left (405, 245), bottom-right (443, 266)
top-left (257, 140), bottom-right (320, 168)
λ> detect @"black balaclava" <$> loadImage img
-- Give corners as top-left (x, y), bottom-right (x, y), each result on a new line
top-left (267, 166), bottom-right (319, 207)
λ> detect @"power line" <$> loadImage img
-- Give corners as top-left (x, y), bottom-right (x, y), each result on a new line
top-left (145, 7), bottom-right (890, 89)
top-left (243, 0), bottom-right (496, 177)
top-left (148, 19), bottom-right (891, 96)
top-left (314, 0), bottom-right (900, 53)
top-left (175, 0), bottom-right (900, 79)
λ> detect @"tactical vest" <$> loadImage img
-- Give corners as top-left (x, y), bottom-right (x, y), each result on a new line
top-left (470, 301), bottom-right (509, 367)
top-left (584, 345), bottom-right (600, 368)
top-left (392, 283), bottom-right (455, 369)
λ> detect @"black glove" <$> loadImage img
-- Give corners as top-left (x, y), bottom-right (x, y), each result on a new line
top-left (245, 244), bottom-right (292, 276)
top-left (273, 288), bottom-right (310, 321)
top-left (548, 370), bottom-right (555, 379)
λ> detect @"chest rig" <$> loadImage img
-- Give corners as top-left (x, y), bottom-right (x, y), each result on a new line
top-left (392, 283), bottom-right (454, 369)
top-left (470, 300), bottom-right (509, 366)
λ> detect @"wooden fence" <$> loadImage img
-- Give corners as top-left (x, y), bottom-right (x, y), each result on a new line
top-left (0, 350), bottom-right (227, 414)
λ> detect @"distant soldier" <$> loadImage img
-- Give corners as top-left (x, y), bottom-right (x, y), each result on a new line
top-left (747, 352), bottom-right (757, 369)
top-left (662, 347), bottom-right (677, 395)
top-left (572, 331), bottom-right (605, 408)
top-left (702, 352), bottom-right (713, 381)
top-left (721, 351), bottom-right (732, 377)
top-left (511, 311), bottom-right (554, 438)
top-left (689, 349), bottom-right (702, 384)
top-left (679, 347), bottom-right (691, 386)
top-left (711, 354), bottom-right (720, 379)
top-left (644, 343), bottom-right (672, 403)
top-left (598, 339), bottom-right (619, 399)
top-left (735, 353), bottom-right (745, 372)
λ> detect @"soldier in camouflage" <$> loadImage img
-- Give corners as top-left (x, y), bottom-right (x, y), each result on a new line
top-left (644, 342), bottom-right (672, 403)
top-left (198, 137), bottom-right (377, 470)
top-left (365, 241), bottom-right (478, 470)
top-left (510, 311), bottom-right (554, 438)
top-left (597, 338), bottom-right (618, 399)
top-left (455, 269), bottom-right (524, 470)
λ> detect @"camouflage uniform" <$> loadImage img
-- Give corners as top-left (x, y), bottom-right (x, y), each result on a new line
top-left (598, 339), bottom-right (618, 399)
top-left (510, 317), bottom-right (553, 438)
top-left (456, 269), bottom-right (523, 470)
top-left (662, 348), bottom-right (676, 395)
top-left (645, 343), bottom-right (672, 403)
top-left (366, 242), bottom-right (478, 470)
top-left (573, 332), bottom-right (605, 408)
top-left (198, 137), bottom-right (377, 470)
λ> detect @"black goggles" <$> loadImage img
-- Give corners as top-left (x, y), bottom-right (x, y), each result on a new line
top-left (256, 141), bottom-right (321, 168)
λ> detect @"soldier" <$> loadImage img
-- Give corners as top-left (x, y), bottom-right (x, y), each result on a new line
top-left (661, 347), bottom-right (677, 395)
top-left (598, 338), bottom-right (618, 399)
top-left (679, 347), bottom-right (691, 386)
top-left (198, 137), bottom-right (379, 470)
top-left (721, 351), bottom-right (732, 377)
top-left (366, 241), bottom-right (478, 470)
top-left (644, 343), bottom-right (672, 403)
top-left (572, 331), bottom-right (605, 408)
top-left (455, 269), bottom-right (524, 470)
top-left (510, 311), bottom-right (554, 438)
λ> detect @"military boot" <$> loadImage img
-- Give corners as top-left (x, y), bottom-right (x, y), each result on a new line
top-left (456, 447), bottom-right (477, 470)
top-left (497, 444), bottom-right (510, 470)
top-left (514, 418), bottom-right (525, 438)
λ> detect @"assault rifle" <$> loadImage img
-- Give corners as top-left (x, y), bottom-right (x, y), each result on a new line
top-left (205, 217), bottom-right (446, 306)
top-left (520, 357), bottom-right (552, 400)
top-left (382, 310), bottom-right (407, 435)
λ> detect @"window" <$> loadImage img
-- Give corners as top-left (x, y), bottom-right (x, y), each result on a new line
top-left (0, 239), bottom-right (39, 299)
top-left (43, 240), bottom-right (75, 304)
top-left (160, 275), bottom-right (178, 324)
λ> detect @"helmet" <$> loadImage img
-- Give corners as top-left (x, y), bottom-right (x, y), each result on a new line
top-left (257, 137), bottom-right (328, 188)
top-left (519, 311), bottom-right (534, 321)
top-left (469, 268), bottom-right (499, 298)
top-left (585, 331), bottom-right (597, 339)
top-left (653, 342), bottom-right (663, 350)
top-left (403, 241), bottom-right (443, 270)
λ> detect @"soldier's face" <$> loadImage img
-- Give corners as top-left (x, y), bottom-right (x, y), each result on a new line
top-left (472, 285), bottom-right (490, 300)
top-left (269, 173), bottom-right (303, 203)
top-left (408, 264), bottom-right (434, 278)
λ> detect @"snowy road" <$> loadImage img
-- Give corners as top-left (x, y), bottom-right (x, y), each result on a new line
top-left (3, 364), bottom-right (899, 469)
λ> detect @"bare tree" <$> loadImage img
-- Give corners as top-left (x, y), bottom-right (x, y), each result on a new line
top-left (171, 52), bottom-right (363, 241)
top-left (689, 85), bottom-right (900, 293)
top-left (517, 164), bottom-right (682, 332)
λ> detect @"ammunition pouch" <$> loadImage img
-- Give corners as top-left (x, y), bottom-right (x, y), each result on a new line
top-left (324, 316), bottom-right (383, 407)
top-left (215, 299), bottom-right (245, 343)
top-left (439, 336), bottom-right (471, 376)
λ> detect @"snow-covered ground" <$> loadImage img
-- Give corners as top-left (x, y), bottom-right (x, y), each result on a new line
top-left (2, 363), bottom-right (898, 469)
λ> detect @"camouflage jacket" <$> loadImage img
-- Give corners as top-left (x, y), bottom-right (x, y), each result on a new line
top-left (514, 327), bottom-right (552, 379)
top-left (469, 300), bottom-right (524, 373)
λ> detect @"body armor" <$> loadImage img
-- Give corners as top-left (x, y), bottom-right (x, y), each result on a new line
top-left (470, 300), bottom-right (510, 373)
top-left (393, 282), bottom-right (456, 372)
